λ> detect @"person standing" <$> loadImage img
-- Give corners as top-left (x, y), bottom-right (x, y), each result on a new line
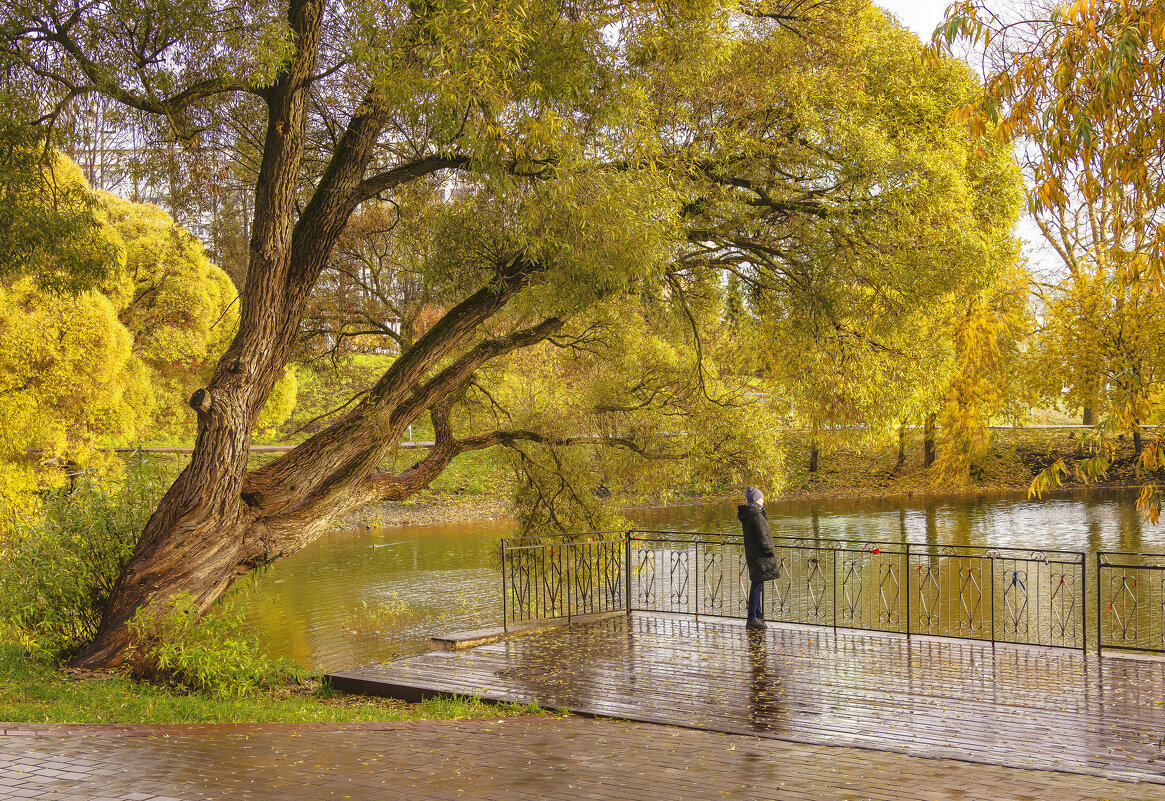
top-left (738, 486), bottom-right (780, 629)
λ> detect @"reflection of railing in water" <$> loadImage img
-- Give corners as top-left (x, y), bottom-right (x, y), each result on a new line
top-left (502, 531), bottom-right (1165, 656)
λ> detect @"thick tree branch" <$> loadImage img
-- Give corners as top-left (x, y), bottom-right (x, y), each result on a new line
top-left (389, 317), bottom-right (566, 429)
top-left (356, 155), bottom-right (470, 202)
top-left (241, 258), bottom-right (548, 508)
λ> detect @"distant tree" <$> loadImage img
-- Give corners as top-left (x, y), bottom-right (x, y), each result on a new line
top-left (934, 0), bottom-right (1165, 510)
top-left (299, 180), bottom-right (450, 359)
top-left (935, 264), bottom-right (1032, 483)
top-left (0, 277), bottom-right (152, 515)
top-left (0, 105), bottom-right (118, 293)
top-left (94, 194), bottom-right (294, 441)
top-left (0, 153), bottom-right (281, 513)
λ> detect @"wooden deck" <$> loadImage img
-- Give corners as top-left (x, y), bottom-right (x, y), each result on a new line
top-left (327, 613), bottom-right (1165, 786)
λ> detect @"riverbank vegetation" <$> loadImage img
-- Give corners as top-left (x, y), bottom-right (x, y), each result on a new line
top-left (0, 477), bottom-right (538, 722)
top-left (0, 643), bottom-right (539, 724)
top-left (1, 0), bottom-right (1164, 687)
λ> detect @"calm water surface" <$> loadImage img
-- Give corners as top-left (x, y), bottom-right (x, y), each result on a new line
top-left (247, 488), bottom-right (1164, 670)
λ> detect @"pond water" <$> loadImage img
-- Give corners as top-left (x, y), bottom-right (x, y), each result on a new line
top-left (246, 488), bottom-right (1164, 671)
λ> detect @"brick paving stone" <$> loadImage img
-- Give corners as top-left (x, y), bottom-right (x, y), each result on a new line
top-left (0, 716), bottom-right (1162, 801)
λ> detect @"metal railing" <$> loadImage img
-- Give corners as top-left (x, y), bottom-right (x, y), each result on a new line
top-left (500, 529), bottom-right (1165, 655)
top-left (1098, 552), bottom-right (1165, 655)
top-left (501, 532), bottom-right (627, 625)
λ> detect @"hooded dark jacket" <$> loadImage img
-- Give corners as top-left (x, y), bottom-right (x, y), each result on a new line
top-left (737, 503), bottom-right (781, 583)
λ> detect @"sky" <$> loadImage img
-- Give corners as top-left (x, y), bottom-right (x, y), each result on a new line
top-left (875, 1), bottom-right (952, 42)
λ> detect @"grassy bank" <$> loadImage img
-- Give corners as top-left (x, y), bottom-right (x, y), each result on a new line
top-left (777, 427), bottom-right (1148, 501)
top-left (0, 644), bottom-right (539, 725)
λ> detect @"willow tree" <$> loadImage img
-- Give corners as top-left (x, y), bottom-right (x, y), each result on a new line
top-left (2, 0), bottom-right (746, 667)
top-left (3, 0), bottom-right (1020, 668)
top-left (661, 3), bottom-right (1026, 475)
top-left (933, 0), bottom-right (1165, 509)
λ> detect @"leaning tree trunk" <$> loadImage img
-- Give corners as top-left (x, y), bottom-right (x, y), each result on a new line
top-left (72, 231), bottom-right (545, 669)
top-left (69, 0), bottom-right (453, 668)
top-left (70, 14), bottom-right (324, 667)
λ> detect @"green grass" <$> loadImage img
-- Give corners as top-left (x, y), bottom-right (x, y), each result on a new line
top-left (0, 645), bottom-right (542, 725)
top-left (422, 448), bottom-right (513, 498)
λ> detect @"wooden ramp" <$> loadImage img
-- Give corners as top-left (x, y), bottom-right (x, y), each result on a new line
top-left (327, 613), bottom-right (1165, 786)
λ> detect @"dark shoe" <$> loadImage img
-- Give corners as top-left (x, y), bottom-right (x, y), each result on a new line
top-left (746, 618), bottom-right (767, 630)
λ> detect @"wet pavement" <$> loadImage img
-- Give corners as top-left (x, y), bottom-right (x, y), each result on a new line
top-left (1, 715), bottom-right (1162, 800)
top-left (7, 613), bottom-right (1165, 800)
top-left (329, 613), bottom-right (1165, 785)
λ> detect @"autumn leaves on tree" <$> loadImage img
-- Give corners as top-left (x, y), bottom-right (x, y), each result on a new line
top-left (7, 0), bottom-right (1152, 668)
top-left (935, 0), bottom-right (1165, 513)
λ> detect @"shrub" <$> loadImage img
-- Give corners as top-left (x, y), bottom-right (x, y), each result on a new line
top-left (0, 475), bottom-right (156, 660)
top-left (124, 592), bottom-right (298, 697)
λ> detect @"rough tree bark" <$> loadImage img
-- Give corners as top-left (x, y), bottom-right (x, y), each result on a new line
top-left (68, 0), bottom-right (539, 669)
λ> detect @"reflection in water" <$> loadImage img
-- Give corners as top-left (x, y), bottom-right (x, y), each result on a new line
top-left (746, 631), bottom-right (784, 733)
top-left (248, 488), bottom-right (1160, 671)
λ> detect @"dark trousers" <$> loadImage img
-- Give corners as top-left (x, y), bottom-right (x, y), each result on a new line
top-left (748, 580), bottom-right (764, 620)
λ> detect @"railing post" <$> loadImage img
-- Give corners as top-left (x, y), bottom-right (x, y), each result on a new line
top-left (501, 538), bottom-right (508, 631)
top-left (1079, 551), bottom-right (1087, 655)
top-left (566, 541), bottom-right (573, 624)
top-left (832, 546), bottom-right (838, 635)
top-left (1096, 552), bottom-right (1103, 657)
top-left (989, 554), bottom-right (995, 648)
top-left (906, 543), bottom-right (911, 641)
top-left (625, 530), bottom-right (633, 618)
top-left (694, 538), bottom-right (700, 620)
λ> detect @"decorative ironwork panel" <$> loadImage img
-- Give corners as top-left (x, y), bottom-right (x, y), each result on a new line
top-left (1002, 567), bottom-right (1029, 637)
top-left (840, 555), bottom-right (864, 624)
top-left (772, 556), bottom-right (792, 616)
top-left (542, 548), bottom-right (564, 618)
top-left (915, 561), bottom-right (941, 630)
top-left (636, 547), bottom-right (657, 607)
top-left (877, 558), bottom-right (902, 628)
top-left (703, 547), bottom-right (725, 612)
top-left (957, 562), bottom-right (985, 633)
top-left (1049, 570), bottom-right (1076, 642)
top-left (603, 542), bottom-right (624, 608)
top-left (669, 548), bottom-right (691, 610)
top-left (508, 549), bottom-right (534, 622)
top-left (806, 553), bottom-right (829, 622)
top-left (1096, 552), bottom-right (1165, 652)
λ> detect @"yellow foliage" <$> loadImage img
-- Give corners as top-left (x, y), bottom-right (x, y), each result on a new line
top-left (98, 193), bottom-right (240, 440)
top-left (254, 367), bottom-right (298, 440)
top-left (0, 278), bottom-right (150, 515)
top-left (0, 153), bottom-right (267, 514)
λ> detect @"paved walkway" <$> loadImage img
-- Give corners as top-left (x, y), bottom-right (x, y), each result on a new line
top-left (2, 715), bottom-right (1162, 800)
top-left (7, 614), bottom-right (1165, 800)
top-left (329, 614), bottom-right (1165, 785)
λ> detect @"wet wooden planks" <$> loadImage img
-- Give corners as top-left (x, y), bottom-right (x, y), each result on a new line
top-left (327, 613), bottom-right (1165, 785)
